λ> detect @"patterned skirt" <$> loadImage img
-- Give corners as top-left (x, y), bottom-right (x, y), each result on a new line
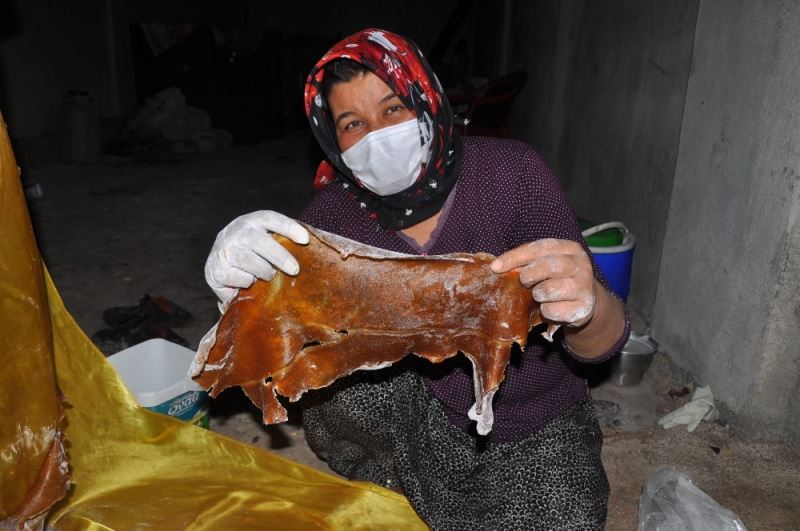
top-left (301, 366), bottom-right (609, 531)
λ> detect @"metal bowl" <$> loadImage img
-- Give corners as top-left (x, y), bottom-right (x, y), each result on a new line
top-left (608, 333), bottom-right (658, 386)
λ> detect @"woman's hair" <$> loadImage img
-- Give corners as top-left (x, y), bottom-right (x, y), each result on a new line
top-left (321, 59), bottom-right (370, 100)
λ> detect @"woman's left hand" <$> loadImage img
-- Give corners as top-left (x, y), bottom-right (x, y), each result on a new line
top-left (491, 238), bottom-right (627, 358)
top-left (490, 239), bottom-right (597, 327)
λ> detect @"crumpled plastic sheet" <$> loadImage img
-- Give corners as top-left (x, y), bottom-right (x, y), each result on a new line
top-left (639, 468), bottom-right (748, 531)
top-left (0, 114), bottom-right (426, 530)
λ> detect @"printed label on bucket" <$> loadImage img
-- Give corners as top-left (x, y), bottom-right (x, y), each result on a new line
top-left (148, 390), bottom-right (209, 427)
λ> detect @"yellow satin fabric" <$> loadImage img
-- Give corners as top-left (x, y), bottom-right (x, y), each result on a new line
top-left (46, 277), bottom-right (426, 530)
top-left (0, 114), bottom-right (63, 519)
top-left (0, 115), bottom-right (426, 530)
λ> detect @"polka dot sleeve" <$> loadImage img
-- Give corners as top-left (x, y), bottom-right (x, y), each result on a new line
top-left (509, 145), bottom-right (630, 364)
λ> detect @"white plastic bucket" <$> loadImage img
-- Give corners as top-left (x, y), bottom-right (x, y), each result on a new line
top-left (582, 222), bottom-right (636, 301)
top-left (107, 338), bottom-right (209, 427)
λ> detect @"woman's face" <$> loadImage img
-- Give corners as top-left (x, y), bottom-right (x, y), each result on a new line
top-left (327, 71), bottom-right (414, 152)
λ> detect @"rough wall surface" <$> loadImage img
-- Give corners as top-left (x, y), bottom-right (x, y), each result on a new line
top-left (765, 213), bottom-right (800, 446)
top-left (654, 0), bottom-right (800, 445)
top-left (507, 0), bottom-right (698, 327)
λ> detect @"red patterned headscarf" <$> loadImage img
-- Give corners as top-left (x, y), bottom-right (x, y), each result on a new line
top-left (304, 28), bottom-right (460, 230)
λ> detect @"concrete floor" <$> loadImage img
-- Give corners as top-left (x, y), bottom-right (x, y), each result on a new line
top-left (23, 133), bottom-right (800, 530)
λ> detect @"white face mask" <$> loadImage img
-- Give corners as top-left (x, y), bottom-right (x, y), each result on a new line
top-left (341, 118), bottom-right (432, 196)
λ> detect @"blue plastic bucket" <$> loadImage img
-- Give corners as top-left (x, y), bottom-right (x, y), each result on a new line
top-left (582, 222), bottom-right (636, 301)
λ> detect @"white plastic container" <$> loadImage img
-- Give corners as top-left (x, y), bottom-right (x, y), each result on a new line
top-left (107, 338), bottom-right (209, 427)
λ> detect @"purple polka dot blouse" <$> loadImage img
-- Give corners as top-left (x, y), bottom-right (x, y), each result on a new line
top-left (299, 135), bottom-right (631, 443)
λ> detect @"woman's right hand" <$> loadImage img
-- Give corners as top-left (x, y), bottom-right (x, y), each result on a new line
top-left (205, 210), bottom-right (309, 308)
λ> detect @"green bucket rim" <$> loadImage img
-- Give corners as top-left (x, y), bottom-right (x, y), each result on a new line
top-left (579, 220), bottom-right (624, 247)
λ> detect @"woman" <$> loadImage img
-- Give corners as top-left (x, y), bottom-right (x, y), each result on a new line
top-left (204, 28), bottom-right (629, 530)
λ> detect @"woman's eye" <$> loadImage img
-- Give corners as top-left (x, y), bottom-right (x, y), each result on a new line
top-left (344, 120), bottom-right (362, 131)
top-left (387, 104), bottom-right (404, 114)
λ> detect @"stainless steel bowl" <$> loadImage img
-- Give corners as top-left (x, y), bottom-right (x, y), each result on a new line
top-left (608, 333), bottom-right (658, 386)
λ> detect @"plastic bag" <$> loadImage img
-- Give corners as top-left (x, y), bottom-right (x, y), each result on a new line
top-left (638, 468), bottom-right (748, 530)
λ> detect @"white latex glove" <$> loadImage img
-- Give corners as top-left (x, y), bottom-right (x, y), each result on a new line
top-left (205, 210), bottom-right (309, 308)
top-left (658, 385), bottom-right (719, 432)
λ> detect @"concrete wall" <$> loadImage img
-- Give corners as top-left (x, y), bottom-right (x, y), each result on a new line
top-left (507, 0), bottom-right (799, 446)
top-left (0, 0), bottom-right (110, 139)
top-left (506, 0), bottom-right (698, 328)
top-left (653, 0), bottom-right (800, 446)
